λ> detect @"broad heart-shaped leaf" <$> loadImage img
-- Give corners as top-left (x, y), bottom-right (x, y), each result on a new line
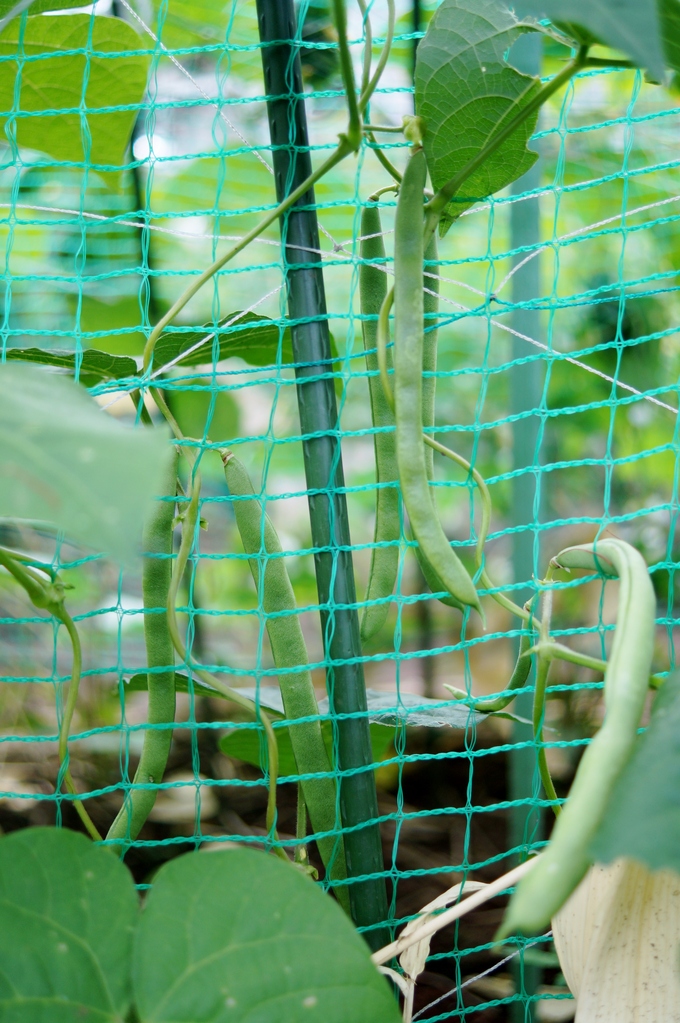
top-left (0, 827), bottom-right (138, 1022)
top-left (415, 0), bottom-right (541, 233)
top-left (3, 347), bottom-right (137, 387)
top-left (0, 15), bottom-right (150, 169)
top-left (0, 363), bottom-right (171, 562)
top-left (514, 0), bottom-right (666, 80)
top-left (152, 312), bottom-right (294, 371)
top-left (591, 673), bottom-right (680, 872)
top-left (133, 848), bottom-right (401, 1023)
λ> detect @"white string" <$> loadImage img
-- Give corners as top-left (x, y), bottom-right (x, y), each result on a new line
top-left (373, 265), bottom-right (678, 417)
top-left (147, 282), bottom-right (284, 379)
top-left (0, 202), bottom-right (281, 246)
top-left (411, 933), bottom-right (553, 1021)
top-left (493, 193), bottom-right (680, 296)
top-left (0, 0), bottom-right (35, 34)
top-left (117, 0), bottom-right (274, 177)
top-left (116, 0), bottom-right (340, 251)
top-left (95, 282), bottom-right (285, 414)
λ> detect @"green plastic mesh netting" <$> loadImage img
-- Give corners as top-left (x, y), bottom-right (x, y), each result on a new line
top-left (0, 1), bottom-right (679, 1019)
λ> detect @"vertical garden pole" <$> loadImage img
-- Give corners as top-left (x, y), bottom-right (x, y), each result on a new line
top-left (256, 0), bottom-right (389, 948)
top-left (509, 31), bottom-right (544, 1023)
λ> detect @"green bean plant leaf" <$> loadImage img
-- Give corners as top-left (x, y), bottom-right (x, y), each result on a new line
top-left (0, 0), bottom-right (86, 14)
top-left (219, 720), bottom-right (395, 777)
top-left (125, 671), bottom-right (224, 702)
top-left (0, 827), bottom-right (138, 1022)
top-left (0, 363), bottom-right (171, 561)
top-left (152, 311), bottom-right (340, 373)
top-left (151, 311), bottom-right (293, 370)
top-left (0, 15), bottom-right (150, 169)
top-left (3, 347), bottom-right (137, 387)
top-left (132, 848), bottom-right (402, 1023)
top-left (513, 0), bottom-right (667, 79)
top-left (591, 672), bottom-right (680, 873)
top-left (414, 0), bottom-right (541, 233)
top-left (130, 0), bottom-right (235, 49)
top-left (660, 0), bottom-right (680, 74)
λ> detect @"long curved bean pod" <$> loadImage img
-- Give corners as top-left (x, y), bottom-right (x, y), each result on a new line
top-left (393, 148), bottom-right (480, 615)
top-left (222, 451), bottom-right (349, 903)
top-left (499, 538), bottom-right (656, 936)
top-left (107, 453), bottom-right (178, 845)
top-left (359, 202), bottom-right (400, 642)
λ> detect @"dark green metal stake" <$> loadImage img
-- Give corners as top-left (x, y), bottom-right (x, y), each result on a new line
top-left (509, 31), bottom-right (545, 1023)
top-left (255, 0), bottom-right (389, 949)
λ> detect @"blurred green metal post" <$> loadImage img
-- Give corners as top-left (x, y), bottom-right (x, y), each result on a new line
top-left (509, 31), bottom-right (544, 1023)
top-left (256, 0), bottom-right (389, 948)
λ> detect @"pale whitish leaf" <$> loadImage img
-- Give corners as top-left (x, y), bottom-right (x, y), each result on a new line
top-left (234, 686), bottom-right (485, 727)
top-left (0, 363), bottom-right (171, 561)
top-left (0, 15), bottom-right (150, 168)
top-left (133, 848), bottom-right (401, 1023)
top-left (415, 0), bottom-right (541, 232)
top-left (0, 828), bottom-right (138, 1022)
top-left (400, 880), bottom-right (487, 982)
top-left (514, 0), bottom-right (666, 79)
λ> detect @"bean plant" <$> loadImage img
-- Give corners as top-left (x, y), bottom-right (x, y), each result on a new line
top-left (1, 0), bottom-right (679, 1019)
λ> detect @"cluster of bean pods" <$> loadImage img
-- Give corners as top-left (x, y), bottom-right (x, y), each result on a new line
top-left (359, 142), bottom-right (661, 935)
top-left (10, 93), bottom-right (657, 949)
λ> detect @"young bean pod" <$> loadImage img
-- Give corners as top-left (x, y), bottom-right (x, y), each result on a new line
top-left (165, 469), bottom-right (286, 858)
top-left (419, 236), bottom-right (469, 612)
top-left (393, 148), bottom-right (480, 615)
top-left (445, 629), bottom-right (533, 712)
top-left (499, 538), bottom-right (656, 936)
top-left (0, 547), bottom-right (101, 840)
top-left (359, 201), bottom-right (400, 642)
top-left (107, 453), bottom-right (178, 846)
top-left (222, 451), bottom-right (349, 903)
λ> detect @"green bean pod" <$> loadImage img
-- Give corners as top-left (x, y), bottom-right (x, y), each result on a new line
top-left (393, 148), bottom-right (480, 615)
top-left (422, 233), bottom-right (438, 481)
top-left (499, 538), bottom-right (656, 936)
top-left (107, 453), bottom-right (178, 845)
top-left (418, 232), bottom-right (467, 610)
top-left (222, 452), bottom-right (348, 899)
top-left (475, 630), bottom-right (534, 712)
top-left (359, 202), bottom-right (400, 642)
